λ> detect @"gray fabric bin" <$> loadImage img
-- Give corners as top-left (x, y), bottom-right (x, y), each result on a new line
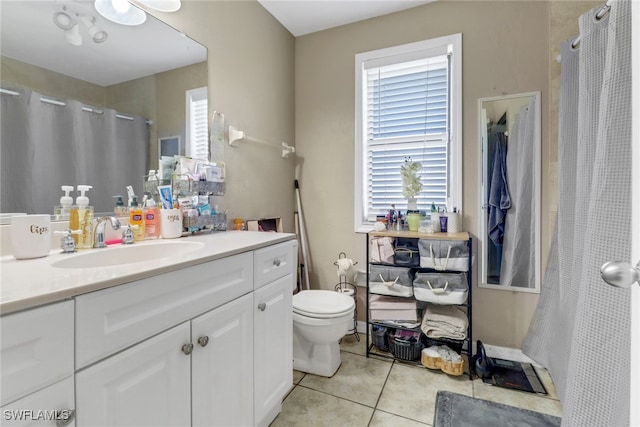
top-left (369, 265), bottom-right (414, 297)
top-left (413, 272), bottom-right (468, 304)
top-left (418, 239), bottom-right (470, 272)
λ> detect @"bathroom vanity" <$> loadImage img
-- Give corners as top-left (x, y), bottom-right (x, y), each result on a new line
top-left (0, 232), bottom-right (297, 427)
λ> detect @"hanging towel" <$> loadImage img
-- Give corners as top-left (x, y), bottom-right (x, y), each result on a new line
top-left (487, 132), bottom-right (511, 245)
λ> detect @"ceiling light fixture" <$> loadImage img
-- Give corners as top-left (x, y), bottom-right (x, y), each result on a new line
top-left (53, 6), bottom-right (109, 46)
top-left (65, 23), bottom-right (83, 46)
top-left (136, 0), bottom-right (181, 13)
top-left (53, 7), bottom-right (75, 31)
top-left (94, 0), bottom-right (147, 26)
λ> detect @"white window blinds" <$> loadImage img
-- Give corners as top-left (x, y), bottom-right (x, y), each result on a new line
top-left (185, 87), bottom-right (208, 161)
top-left (366, 55), bottom-right (449, 216)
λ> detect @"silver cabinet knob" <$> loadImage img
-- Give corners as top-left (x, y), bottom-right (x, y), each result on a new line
top-left (197, 336), bottom-right (209, 347)
top-left (181, 343), bottom-right (194, 355)
top-left (601, 260), bottom-right (640, 288)
top-left (273, 258), bottom-right (281, 267)
top-left (55, 409), bottom-right (76, 427)
top-left (258, 303), bottom-right (266, 311)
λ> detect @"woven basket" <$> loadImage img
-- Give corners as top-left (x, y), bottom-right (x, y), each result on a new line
top-left (421, 349), bottom-right (464, 376)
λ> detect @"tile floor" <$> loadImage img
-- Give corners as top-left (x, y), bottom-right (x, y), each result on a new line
top-left (271, 335), bottom-right (562, 426)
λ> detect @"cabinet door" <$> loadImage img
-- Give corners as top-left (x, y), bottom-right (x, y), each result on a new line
top-left (192, 293), bottom-right (253, 427)
top-left (0, 376), bottom-right (75, 427)
top-left (254, 275), bottom-right (293, 427)
top-left (76, 322), bottom-right (191, 427)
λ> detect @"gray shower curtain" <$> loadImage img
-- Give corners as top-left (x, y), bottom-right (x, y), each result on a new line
top-left (1, 88), bottom-right (149, 214)
top-left (500, 97), bottom-right (537, 288)
top-left (522, 1), bottom-right (631, 426)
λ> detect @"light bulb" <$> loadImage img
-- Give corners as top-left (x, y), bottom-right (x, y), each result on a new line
top-left (112, 0), bottom-right (130, 13)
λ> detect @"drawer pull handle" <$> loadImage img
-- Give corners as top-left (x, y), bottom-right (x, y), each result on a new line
top-left (55, 409), bottom-right (76, 427)
top-left (197, 336), bottom-right (209, 347)
top-left (273, 258), bottom-right (281, 267)
top-left (182, 343), bottom-right (194, 355)
top-left (258, 303), bottom-right (267, 311)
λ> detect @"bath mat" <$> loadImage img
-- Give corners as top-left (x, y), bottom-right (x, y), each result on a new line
top-left (434, 391), bottom-right (561, 427)
top-left (482, 358), bottom-right (547, 395)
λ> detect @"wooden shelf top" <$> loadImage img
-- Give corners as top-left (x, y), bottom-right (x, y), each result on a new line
top-left (369, 230), bottom-right (470, 240)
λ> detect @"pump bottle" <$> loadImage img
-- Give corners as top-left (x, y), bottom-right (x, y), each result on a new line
top-left (144, 199), bottom-right (160, 239)
top-left (69, 185), bottom-right (94, 249)
top-left (113, 195), bottom-right (128, 218)
top-left (54, 185), bottom-right (74, 220)
top-left (129, 196), bottom-right (145, 242)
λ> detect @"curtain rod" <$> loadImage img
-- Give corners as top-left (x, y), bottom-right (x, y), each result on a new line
top-left (228, 125), bottom-right (295, 159)
top-left (570, 1), bottom-right (612, 49)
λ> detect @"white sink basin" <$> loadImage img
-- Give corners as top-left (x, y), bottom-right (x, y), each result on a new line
top-left (51, 241), bottom-right (205, 269)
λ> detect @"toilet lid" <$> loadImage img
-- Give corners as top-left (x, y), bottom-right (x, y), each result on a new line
top-left (293, 290), bottom-right (354, 318)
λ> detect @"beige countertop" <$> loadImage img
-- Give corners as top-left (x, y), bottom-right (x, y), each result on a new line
top-left (0, 231), bottom-right (296, 315)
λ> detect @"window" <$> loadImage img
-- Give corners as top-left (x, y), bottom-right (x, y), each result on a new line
top-left (185, 86), bottom-right (209, 160)
top-left (354, 34), bottom-right (462, 232)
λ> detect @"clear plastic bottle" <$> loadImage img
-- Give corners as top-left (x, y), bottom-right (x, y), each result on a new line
top-left (113, 195), bottom-right (129, 218)
top-left (128, 196), bottom-right (145, 242)
top-left (69, 185), bottom-right (94, 249)
top-left (54, 185), bottom-right (74, 220)
top-left (144, 199), bottom-right (160, 239)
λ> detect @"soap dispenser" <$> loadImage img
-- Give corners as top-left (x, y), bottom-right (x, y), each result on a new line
top-left (54, 186), bottom-right (74, 220)
top-left (113, 195), bottom-right (128, 218)
top-left (128, 195), bottom-right (145, 242)
top-left (143, 198), bottom-right (160, 239)
top-left (69, 185), bottom-right (94, 249)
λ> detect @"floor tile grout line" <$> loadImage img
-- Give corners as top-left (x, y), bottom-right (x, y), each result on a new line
top-left (367, 359), bottom-right (397, 427)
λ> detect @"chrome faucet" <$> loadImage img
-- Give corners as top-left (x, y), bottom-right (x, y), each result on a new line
top-left (94, 216), bottom-right (121, 248)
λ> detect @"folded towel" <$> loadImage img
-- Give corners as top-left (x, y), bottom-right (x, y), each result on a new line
top-left (421, 305), bottom-right (468, 340)
top-left (369, 237), bottom-right (395, 264)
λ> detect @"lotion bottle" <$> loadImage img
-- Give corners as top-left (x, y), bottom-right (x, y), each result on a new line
top-left (69, 185), bottom-right (94, 249)
top-left (143, 199), bottom-right (160, 239)
top-left (129, 195), bottom-right (145, 242)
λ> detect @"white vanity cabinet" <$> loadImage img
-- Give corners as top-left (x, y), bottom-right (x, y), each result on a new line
top-left (72, 238), bottom-right (297, 427)
top-left (0, 300), bottom-right (75, 426)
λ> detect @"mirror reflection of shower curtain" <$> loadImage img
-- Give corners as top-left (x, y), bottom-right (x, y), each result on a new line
top-left (499, 97), bottom-right (536, 288)
top-left (1, 89), bottom-right (149, 214)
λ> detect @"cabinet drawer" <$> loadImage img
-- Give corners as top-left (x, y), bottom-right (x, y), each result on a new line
top-left (76, 252), bottom-right (253, 369)
top-left (254, 240), bottom-right (297, 290)
top-left (0, 301), bottom-right (74, 407)
top-left (0, 376), bottom-right (75, 427)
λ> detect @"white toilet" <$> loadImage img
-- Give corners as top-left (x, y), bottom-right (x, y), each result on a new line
top-left (292, 290), bottom-right (355, 377)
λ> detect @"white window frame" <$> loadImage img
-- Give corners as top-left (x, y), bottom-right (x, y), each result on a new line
top-left (185, 86), bottom-right (209, 161)
top-left (354, 34), bottom-right (462, 232)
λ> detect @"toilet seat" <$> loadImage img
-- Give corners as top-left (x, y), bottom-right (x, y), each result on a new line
top-left (293, 290), bottom-right (354, 319)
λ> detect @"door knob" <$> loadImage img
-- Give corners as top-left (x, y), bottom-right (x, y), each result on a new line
top-left (600, 260), bottom-right (640, 288)
top-left (258, 303), bottom-right (266, 311)
top-left (197, 336), bottom-right (209, 347)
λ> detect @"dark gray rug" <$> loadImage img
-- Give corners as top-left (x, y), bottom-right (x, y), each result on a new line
top-left (434, 391), bottom-right (561, 427)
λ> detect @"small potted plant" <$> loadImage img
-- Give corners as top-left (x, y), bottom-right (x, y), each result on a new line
top-left (400, 157), bottom-right (423, 210)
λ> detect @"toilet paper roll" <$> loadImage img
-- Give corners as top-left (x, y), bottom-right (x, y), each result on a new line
top-left (338, 288), bottom-right (355, 297)
top-left (446, 212), bottom-right (461, 233)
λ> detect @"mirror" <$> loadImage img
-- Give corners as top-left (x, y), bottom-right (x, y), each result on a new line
top-left (0, 0), bottom-right (207, 216)
top-left (478, 92), bottom-right (541, 293)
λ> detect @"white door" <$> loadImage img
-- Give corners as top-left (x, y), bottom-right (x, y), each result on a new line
top-left (76, 322), bottom-right (191, 427)
top-left (254, 275), bottom-right (293, 427)
top-left (192, 293), bottom-right (254, 427)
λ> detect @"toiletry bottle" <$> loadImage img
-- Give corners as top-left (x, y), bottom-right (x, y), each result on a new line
top-left (69, 185), bottom-right (94, 249)
top-left (143, 199), bottom-right (160, 239)
top-left (54, 185), bottom-right (74, 220)
top-left (113, 195), bottom-right (128, 218)
top-left (129, 196), bottom-right (145, 242)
